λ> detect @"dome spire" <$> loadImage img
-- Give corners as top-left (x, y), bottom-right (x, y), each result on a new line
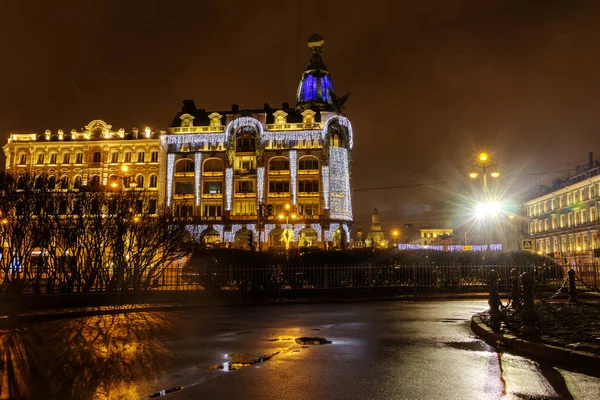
top-left (296, 34), bottom-right (334, 110)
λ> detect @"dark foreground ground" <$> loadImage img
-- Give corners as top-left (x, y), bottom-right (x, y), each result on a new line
top-left (1, 300), bottom-right (599, 400)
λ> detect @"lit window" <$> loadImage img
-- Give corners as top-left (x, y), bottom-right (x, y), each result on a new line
top-left (18, 154), bottom-right (27, 165)
top-left (36, 153), bottom-right (44, 165)
top-left (110, 152), bottom-right (119, 163)
top-left (235, 180), bottom-right (255, 193)
top-left (137, 152), bottom-right (145, 163)
top-left (136, 175), bottom-right (144, 188)
top-left (298, 180), bottom-right (319, 192)
top-left (176, 159), bottom-right (194, 173)
top-left (75, 153), bottom-right (83, 164)
top-left (203, 204), bottom-right (222, 217)
top-left (149, 174), bottom-right (158, 188)
top-left (124, 152), bottom-right (132, 163)
top-left (92, 152), bottom-right (101, 163)
top-left (299, 157), bottom-right (319, 170)
top-left (63, 153), bottom-right (70, 164)
top-left (203, 182), bottom-right (222, 194)
top-left (151, 151), bottom-right (159, 163)
top-left (49, 153), bottom-right (57, 165)
top-left (269, 180), bottom-right (289, 193)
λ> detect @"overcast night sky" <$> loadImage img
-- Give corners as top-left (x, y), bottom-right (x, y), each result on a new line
top-left (2, 0), bottom-right (600, 228)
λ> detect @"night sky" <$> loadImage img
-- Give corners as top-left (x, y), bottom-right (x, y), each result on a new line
top-left (3, 0), bottom-right (600, 229)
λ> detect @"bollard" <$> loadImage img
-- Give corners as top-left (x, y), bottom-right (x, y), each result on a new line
top-left (520, 271), bottom-right (538, 336)
top-left (568, 269), bottom-right (577, 302)
top-left (510, 268), bottom-right (521, 310)
top-left (488, 270), bottom-right (501, 332)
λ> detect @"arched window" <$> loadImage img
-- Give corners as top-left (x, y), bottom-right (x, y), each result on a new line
top-left (149, 174), bottom-right (158, 188)
top-left (269, 157), bottom-right (289, 172)
top-left (17, 175), bottom-right (26, 190)
top-left (136, 174), bottom-right (144, 188)
top-left (48, 176), bottom-right (56, 190)
top-left (89, 175), bottom-right (100, 188)
top-left (299, 156), bottom-right (319, 171)
top-left (34, 175), bottom-right (44, 189)
top-left (235, 127), bottom-right (256, 153)
top-left (175, 159), bottom-right (194, 173)
top-left (203, 158), bottom-right (223, 172)
top-left (60, 176), bottom-right (69, 189)
top-left (328, 124), bottom-right (345, 147)
top-left (73, 176), bottom-right (82, 189)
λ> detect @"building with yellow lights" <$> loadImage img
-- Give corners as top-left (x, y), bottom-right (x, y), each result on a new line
top-left (525, 153), bottom-right (600, 263)
top-left (163, 34), bottom-right (353, 249)
top-left (420, 228), bottom-right (453, 246)
top-left (3, 120), bottom-right (162, 210)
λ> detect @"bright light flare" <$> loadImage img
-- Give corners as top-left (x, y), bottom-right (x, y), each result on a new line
top-left (469, 171), bottom-right (478, 179)
top-left (475, 201), bottom-right (500, 219)
top-left (479, 152), bottom-right (488, 162)
top-left (490, 171), bottom-right (500, 178)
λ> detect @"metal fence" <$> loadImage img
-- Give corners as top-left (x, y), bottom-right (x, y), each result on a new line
top-left (3, 263), bottom-right (598, 296)
top-left (163, 263), bottom-right (575, 294)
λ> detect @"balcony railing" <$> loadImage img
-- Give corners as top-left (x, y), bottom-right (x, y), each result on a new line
top-left (174, 172), bottom-right (195, 178)
top-left (268, 192), bottom-right (290, 197)
top-left (268, 170), bottom-right (290, 175)
top-left (234, 192), bottom-right (256, 198)
top-left (202, 193), bottom-right (223, 199)
top-left (298, 169), bottom-right (319, 175)
top-left (202, 171), bottom-right (224, 177)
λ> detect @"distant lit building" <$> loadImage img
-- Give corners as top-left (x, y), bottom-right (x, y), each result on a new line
top-left (365, 208), bottom-right (386, 247)
top-left (3, 120), bottom-right (162, 209)
top-left (419, 228), bottom-right (453, 246)
top-left (162, 34), bottom-right (353, 249)
top-left (525, 152), bottom-right (600, 263)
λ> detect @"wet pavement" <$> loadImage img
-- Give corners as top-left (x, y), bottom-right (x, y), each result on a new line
top-left (1, 300), bottom-right (599, 399)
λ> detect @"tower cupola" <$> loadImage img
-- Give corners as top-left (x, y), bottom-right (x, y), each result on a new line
top-left (296, 34), bottom-right (334, 111)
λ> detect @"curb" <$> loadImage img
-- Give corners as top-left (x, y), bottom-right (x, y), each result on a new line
top-left (470, 313), bottom-right (600, 367)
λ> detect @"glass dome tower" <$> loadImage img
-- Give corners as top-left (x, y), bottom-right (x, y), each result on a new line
top-left (296, 34), bottom-right (334, 110)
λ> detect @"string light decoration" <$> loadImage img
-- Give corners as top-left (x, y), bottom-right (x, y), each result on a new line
top-left (213, 225), bottom-right (224, 241)
top-left (195, 152), bottom-right (202, 206)
top-left (185, 224), bottom-right (208, 241)
top-left (309, 223), bottom-right (322, 241)
top-left (163, 132), bottom-right (225, 147)
top-left (166, 154), bottom-right (175, 207)
top-left (322, 166), bottom-right (329, 209)
top-left (341, 224), bottom-right (350, 243)
top-left (224, 224), bottom-right (243, 243)
top-left (397, 243), bottom-right (503, 252)
top-left (289, 150), bottom-right (297, 204)
top-left (257, 167), bottom-right (265, 201)
top-left (262, 130), bottom-right (321, 144)
top-left (225, 168), bottom-right (233, 210)
top-left (263, 223), bottom-right (276, 243)
top-left (328, 147), bottom-right (352, 220)
top-left (324, 115), bottom-right (353, 149)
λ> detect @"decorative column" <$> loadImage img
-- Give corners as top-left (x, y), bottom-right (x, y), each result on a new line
top-left (225, 168), bottom-right (233, 210)
top-left (289, 150), bottom-right (297, 205)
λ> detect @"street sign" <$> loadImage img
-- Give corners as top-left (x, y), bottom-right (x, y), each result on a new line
top-left (521, 239), bottom-right (534, 251)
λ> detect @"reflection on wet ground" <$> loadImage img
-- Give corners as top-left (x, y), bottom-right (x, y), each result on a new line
top-left (0, 311), bottom-right (176, 399)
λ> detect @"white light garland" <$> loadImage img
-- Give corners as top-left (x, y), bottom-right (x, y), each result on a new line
top-left (225, 224), bottom-right (243, 243)
top-left (328, 147), bottom-right (352, 220)
top-left (195, 152), bottom-right (202, 206)
top-left (213, 225), bottom-right (224, 241)
top-left (342, 224), bottom-right (350, 244)
top-left (309, 223), bottom-right (322, 242)
top-left (322, 166), bottom-right (329, 209)
top-left (163, 133), bottom-right (225, 146)
top-left (185, 224), bottom-right (208, 241)
top-left (397, 243), bottom-right (503, 252)
top-left (225, 168), bottom-right (233, 210)
top-left (263, 223), bottom-right (276, 243)
top-left (324, 115), bottom-right (354, 149)
top-left (289, 150), bottom-right (297, 205)
top-left (166, 153), bottom-right (175, 207)
top-left (262, 130), bottom-right (321, 144)
top-left (257, 167), bottom-right (265, 202)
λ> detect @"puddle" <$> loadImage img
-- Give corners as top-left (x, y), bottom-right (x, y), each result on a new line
top-left (444, 340), bottom-right (495, 352)
top-left (295, 337), bottom-right (332, 345)
top-left (209, 351), bottom-right (280, 371)
top-left (148, 386), bottom-right (184, 398)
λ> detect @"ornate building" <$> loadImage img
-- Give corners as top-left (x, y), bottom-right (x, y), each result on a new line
top-left (3, 120), bottom-right (162, 208)
top-left (420, 228), bottom-right (453, 246)
top-left (365, 208), bottom-right (386, 247)
top-left (162, 34), bottom-right (353, 249)
top-left (525, 152), bottom-right (600, 263)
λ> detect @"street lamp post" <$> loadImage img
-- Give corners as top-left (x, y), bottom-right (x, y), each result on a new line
top-left (392, 229), bottom-right (399, 247)
top-left (110, 165), bottom-right (137, 189)
top-left (469, 152), bottom-right (500, 193)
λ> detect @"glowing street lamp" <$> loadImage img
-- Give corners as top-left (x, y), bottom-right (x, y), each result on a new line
top-left (469, 151), bottom-right (499, 193)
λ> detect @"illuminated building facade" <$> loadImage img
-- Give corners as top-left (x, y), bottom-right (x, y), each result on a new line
top-left (163, 34), bottom-right (353, 249)
top-left (525, 153), bottom-right (600, 263)
top-left (420, 228), bottom-right (453, 246)
top-left (3, 120), bottom-right (162, 208)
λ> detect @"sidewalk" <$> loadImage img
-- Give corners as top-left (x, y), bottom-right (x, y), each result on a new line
top-left (471, 297), bottom-right (600, 370)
